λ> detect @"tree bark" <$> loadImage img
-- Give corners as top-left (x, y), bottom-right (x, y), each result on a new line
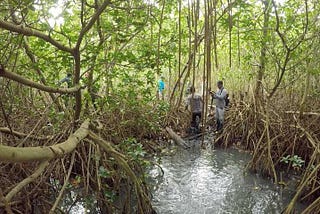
top-left (0, 20), bottom-right (72, 53)
top-left (0, 119), bottom-right (89, 162)
top-left (255, 0), bottom-right (271, 99)
top-left (0, 65), bottom-right (81, 94)
top-left (166, 127), bottom-right (189, 148)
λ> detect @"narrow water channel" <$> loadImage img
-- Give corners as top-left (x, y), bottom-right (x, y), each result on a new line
top-left (149, 139), bottom-right (305, 214)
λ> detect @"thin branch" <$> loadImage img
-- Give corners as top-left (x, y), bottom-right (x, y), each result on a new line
top-left (76, 0), bottom-right (111, 49)
top-left (268, 50), bottom-right (290, 98)
top-left (0, 65), bottom-right (81, 94)
top-left (49, 152), bottom-right (75, 214)
top-left (285, 111), bottom-right (320, 116)
top-left (268, 0), bottom-right (309, 98)
top-left (22, 37), bottom-right (63, 111)
top-left (0, 20), bottom-right (73, 53)
top-left (272, 0), bottom-right (289, 51)
top-left (0, 98), bottom-right (17, 144)
top-left (291, 0), bottom-right (308, 50)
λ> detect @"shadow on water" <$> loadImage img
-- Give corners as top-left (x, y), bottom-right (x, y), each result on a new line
top-left (149, 136), bottom-right (306, 214)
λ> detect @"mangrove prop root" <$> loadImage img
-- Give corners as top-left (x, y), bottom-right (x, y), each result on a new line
top-left (284, 163), bottom-right (320, 214)
top-left (0, 188), bottom-right (13, 214)
top-left (49, 152), bottom-right (75, 214)
top-left (5, 161), bottom-right (49, 202)
top-left (214, 97), bottom-right (320, 212)
top-left (89, 131), bottom-right (155, 213)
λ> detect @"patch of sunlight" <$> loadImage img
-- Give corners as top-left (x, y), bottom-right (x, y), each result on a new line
top-left (48, 0), bottom-right (65, 28)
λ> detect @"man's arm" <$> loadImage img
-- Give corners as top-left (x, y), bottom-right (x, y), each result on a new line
top-left (58, 76), bottom-right (71, 85)
top-left (58, 77), bottom-right (68, 85)
top-left (208, 90), bottom-right (213, 103)
top-left (214, 89), bottom-right (227, 100)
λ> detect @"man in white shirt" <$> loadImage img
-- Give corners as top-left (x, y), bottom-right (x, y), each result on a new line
top-left (210, 81), bottom-right (228, 132)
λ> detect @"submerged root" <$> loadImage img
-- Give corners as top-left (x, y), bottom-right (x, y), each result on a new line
top-left (217, 98), bottom-right (320, 213)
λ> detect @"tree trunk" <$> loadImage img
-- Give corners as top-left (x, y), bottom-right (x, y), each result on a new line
top-left (255, 0), bottom-right (271, 100)
top-left (228, 0), bottom-right (232, 68)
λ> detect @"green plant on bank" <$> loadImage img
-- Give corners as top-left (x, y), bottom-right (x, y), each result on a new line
top-left (118, 138), bottom-right (148, 164)
top-left (98, 166), bottom-right (111, 178)
top-left (104, 189), bottom-right (117, 203)
top-left (280, 155), bottom-right (305, 169)
top-left (158, 101), bottom-right (170, 117)
top-left (98, 166), bottom-right (117, 203)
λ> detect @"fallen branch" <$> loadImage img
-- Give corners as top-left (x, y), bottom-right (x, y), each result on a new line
top-left (184, 132), bottom-right (205, 141)
top-left (165, 127), bottom-right (189, 149)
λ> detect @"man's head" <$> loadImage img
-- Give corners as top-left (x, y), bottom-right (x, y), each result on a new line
top-left (217, 81), bottom-right (223, 89)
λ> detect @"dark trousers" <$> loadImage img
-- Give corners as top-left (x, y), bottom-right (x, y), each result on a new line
top-left (216, 120), bottom-right (222, 131)
top-left (191, 112), bottom-right (202, 128)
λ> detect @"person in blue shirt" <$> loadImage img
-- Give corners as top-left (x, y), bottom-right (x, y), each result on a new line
top-left (158, 76), bottom-right (165, 100)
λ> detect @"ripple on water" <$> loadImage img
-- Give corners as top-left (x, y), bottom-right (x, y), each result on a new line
top-left (150, 147), bottom-right (305, 214)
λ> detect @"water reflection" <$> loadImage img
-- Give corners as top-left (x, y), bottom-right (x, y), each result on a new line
top-left (150, 146), bottom-right (304, 214)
